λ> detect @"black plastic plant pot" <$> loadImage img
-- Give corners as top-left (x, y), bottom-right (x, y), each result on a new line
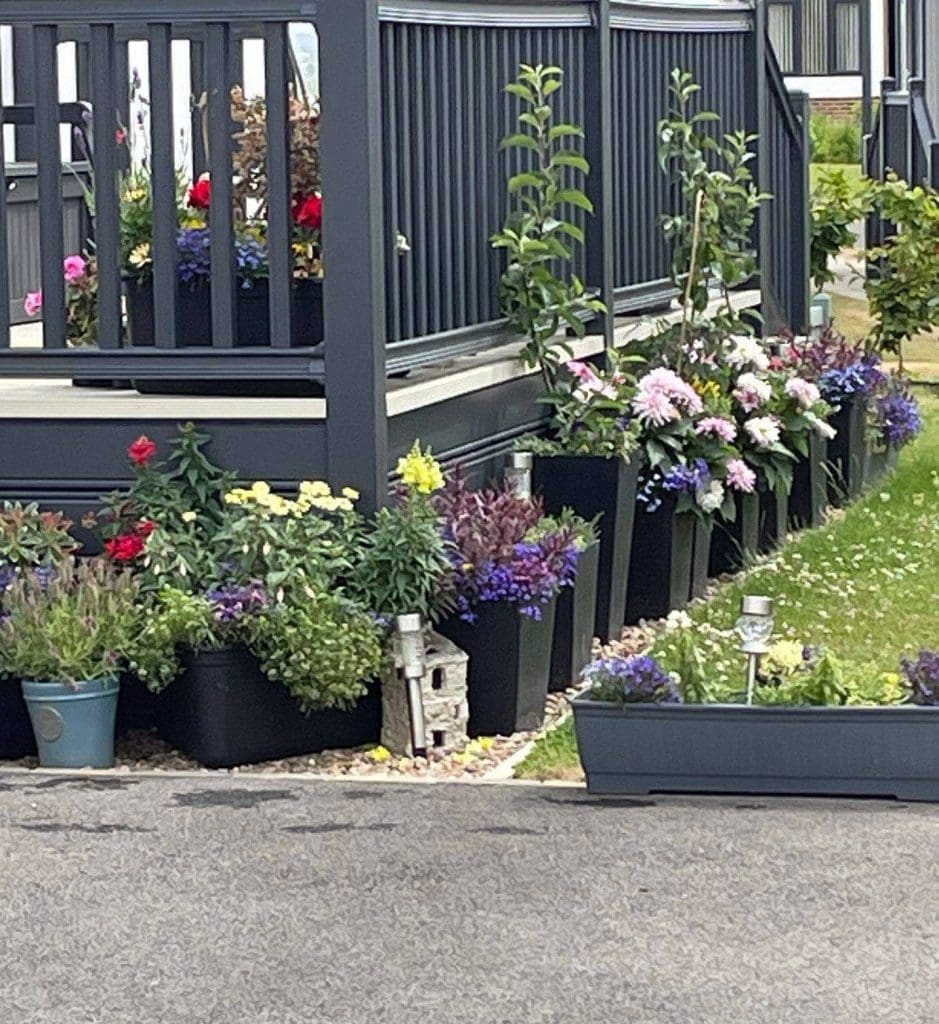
top-left (758, 486), bottom-right (789, 553)
top-left (624, 497), bottom-right (695, 625)
top-left (827, 396), bottom-right (868, 505)
top-left (115, 673), bottom-right (162, 737)
top-left (689, 517), bottom-right (713, 600)
top-left (436, 598), bottom-right (557, 737)
top-left (789, 432), bottom-right (828, 530)
top-left (0, 682), bottom-right (36, 759)
top-left (156, 645), bottom-right (381, 769)
top-left (709, 492), bottom-right (760, 577)
top-left (549, 541), bottom-right (600, 693)
top-left (572, 698), bottom-right (939, 801)
top-left (532, 455), bottom-right (638, 643)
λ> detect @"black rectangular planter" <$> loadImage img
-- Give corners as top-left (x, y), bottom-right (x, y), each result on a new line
top-left (689, 517), bottom-right (713, 600)
top-left (437, 599), bottom-right (556, 737)
top-left (827, 397), bottom-right (868, 505)
top-left (0, 681), bottom-right (36, 759)
top-left (156, 645), bottom-right (381, 769)
top-left (866, 444), bottom-right (899, 484)
top-left (625, 497), bottom-right (694, 625)
top-left (758, 486), bottom-right (788, 553)
top-left (709, 492), bottom-right (760, 577)
top-left (572, 698), bottom-right (939, 801)
top-left (549, 541), bottom-right (600, 693)
top-left (789, 432), bottom-right (828, 530)
top-left (532, 455), bottom-right (638, 643)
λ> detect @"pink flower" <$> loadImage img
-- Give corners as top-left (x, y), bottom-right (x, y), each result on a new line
top-left (632, 388), bottom-right (680, 427)
top-left (635, 368), bottom-right (703, 415)
top-left (23, 290), bottom-right (42, 317)
top-left (63, 255), bottom-right (87, 283)
top-left (733, 372), bottom-right (772, 413)
top-left (785, 377), bottom-right (821, 410)
top-left (726, 458), bottom-right (757, 493)
top-left (565, 360), bottom-right (618, 401)
top-left (694, 416), bottom-right (738, 443)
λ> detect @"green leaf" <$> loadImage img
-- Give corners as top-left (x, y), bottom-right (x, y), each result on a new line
top-left (554, 188), bottom-right (595, 213)
top-left (550, 151), bottom-right (590, 173)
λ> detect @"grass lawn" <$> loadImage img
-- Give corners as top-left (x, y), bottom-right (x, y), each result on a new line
top-left (516, 395), bottom-right (939, 782)
top-left (810, 162), bottom-right (862, 191)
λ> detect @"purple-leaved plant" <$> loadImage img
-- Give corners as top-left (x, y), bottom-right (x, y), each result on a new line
top-left (902, 651), bottom-right (939, 706)
top-left (205, 581), bottom-right (269, 624)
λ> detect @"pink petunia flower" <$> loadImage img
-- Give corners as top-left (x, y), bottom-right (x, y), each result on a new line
top-left (726, 458), bottom-right (757, 493)
top-left (63, 255), bottom-right (87, 283)
top-left (23, 290), bottom-right (42, 317)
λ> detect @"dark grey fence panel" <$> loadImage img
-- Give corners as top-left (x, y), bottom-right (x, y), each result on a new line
top-left (380, 17), bottom-right (588, 346)
top-left (611, 25), bottom-right (748, 311)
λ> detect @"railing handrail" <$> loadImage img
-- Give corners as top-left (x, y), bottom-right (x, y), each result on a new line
top-left (764, 32), bottom-right (805, 153)
top-left (0, 0), bottom-right (314, 23)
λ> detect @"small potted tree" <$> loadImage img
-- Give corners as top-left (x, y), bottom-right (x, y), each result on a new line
top-left (0, 559), bottom-right (139, 769)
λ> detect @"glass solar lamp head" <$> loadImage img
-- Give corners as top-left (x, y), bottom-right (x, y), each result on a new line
top-left (504, 452), bottom-right (533, 500)
top-left (735, 595), bottom-right (775, 705)
top-left (395, 613), bottom-right (428, 758)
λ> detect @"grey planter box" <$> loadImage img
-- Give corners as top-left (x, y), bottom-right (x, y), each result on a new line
top-left (572, 698), bottom-right (939, 801)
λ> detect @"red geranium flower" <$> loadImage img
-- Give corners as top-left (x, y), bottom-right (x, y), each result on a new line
top-left (104, 533), bottom-right (146, 562)
top-left (293, 194), bottom-right (322, 231)
top-left (188, 175), bottom-right (212, 210)
top-left (135, 520), bottom-right (157, 538)
top-left (128, 435), bottom-right (157, 466)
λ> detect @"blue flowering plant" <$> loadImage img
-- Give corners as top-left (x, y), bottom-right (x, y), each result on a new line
top-left (435, 477), bottom-right (580, 622)
top-left (872, 374), bottom-right (923, 449)
top-left (787, 329), bottom-right (886, 408)
top-left (582, 654), bottom-right (681, 704)
top-left (176, 227), bottom-right (269, 290)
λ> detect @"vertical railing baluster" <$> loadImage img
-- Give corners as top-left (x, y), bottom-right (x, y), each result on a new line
top-left (206, 22), bottom-right (235, 348)
top-left (148, 23), bottom-right (178, 349)
top-left (190, 38), bottom-right (206, 175)
top-left (263, 21), bottom-right (292, 349)
top-left (34, 24), bottom-right (66, 349)
top-left (90, 23), bottom-right (121, 349)
top-left (0, 66), bottom-right (9, 348)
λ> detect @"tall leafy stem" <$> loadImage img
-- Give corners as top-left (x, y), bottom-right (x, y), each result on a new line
top-left (491, 63), bottom-right (605, 391)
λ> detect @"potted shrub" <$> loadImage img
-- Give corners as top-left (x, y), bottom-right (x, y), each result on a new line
top-left (529, 357), bottom-right (639, 643)
top-left (0, 559), bottom-right (139, 769)
top-left (573, 627), bottom-right (939, 800)
top-left (434, 479), bottom-right (579, 736)
top-left (0, 503), bottom-right (78, 758)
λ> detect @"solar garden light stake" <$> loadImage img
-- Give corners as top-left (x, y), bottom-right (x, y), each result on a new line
top-left (395, 613), bottom-right (428, 759)
top-left (504, 451), bottom-right (533, 500)
top-left (735, 595), bottom-right (775, 706)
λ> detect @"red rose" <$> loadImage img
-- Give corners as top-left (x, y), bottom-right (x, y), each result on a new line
top-left (188, 175), bottom-right (212, 210)
top-left (135, 520), bottom-right (157, 538)
top-left (128, 435), bottom-right (157, 466)
top-left (293, 194), bottom-right (322, 231)
top-left (104, 533), bottom-right (146, 562)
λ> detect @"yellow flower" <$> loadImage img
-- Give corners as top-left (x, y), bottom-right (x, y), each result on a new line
top-left (766, 640), bottom-right (804, 675)
top-left (122, 187), bottom-right (147, 203)
top-left (181, 216), bottom-right (207, 230)
top-left (692, 378), bottom-right (721, 400)
top-left (224, 488), bottom-right (251, 506)
top-left (250, 481), bottom-right (271, 498)
top-left (341, 487), bottom-right (360, 502)
top-left (181, 510), bottom-right (197, 523)
top-left (396, 441), bottom-right (445, 494)
top-left (299, 480), bottom-right (331, 499)
top-left (367, 746), bottom-right (392, 763)
top-left (477, 737), bottom-right (495, 751)
top-left (884, 673), bottom-right (901, 686)
top-left (128, 242), bottom-right (152, 268)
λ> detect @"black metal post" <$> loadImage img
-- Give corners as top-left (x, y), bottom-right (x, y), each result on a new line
top-left (789, 89), bottom-right (812, 329)
top-left (319, 0), bottom-right (388, 510)
top-left (860, 0), bottom-right (873, 137)
top-left (748, 0), bottom-right (774, 333)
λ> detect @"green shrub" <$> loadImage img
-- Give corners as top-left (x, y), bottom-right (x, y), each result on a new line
top-left (810, 111), bottom-right (862, 164)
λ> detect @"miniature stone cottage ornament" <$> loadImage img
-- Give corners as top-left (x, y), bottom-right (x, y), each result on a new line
top-left (382, 628), bottom-right (469, 757)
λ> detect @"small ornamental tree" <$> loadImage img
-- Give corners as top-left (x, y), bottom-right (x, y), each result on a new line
top-left (658, 69), bottom-right (770, 336)
top-left (491, 63), bottom-right (605, 390)
top-left (810, 168), bottom-right (871, 292)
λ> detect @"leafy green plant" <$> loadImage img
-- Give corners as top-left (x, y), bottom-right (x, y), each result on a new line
top-left (658, 69), bottom-right (770, 332)
top-left (810, 169), bottom-right (871, 291)
top-left (809, 110), bottom-right (861, 164)
top-left (0, 503), bottom-right (76, 569)
top-left (865, 173), bottom-right (939, 356)
top-left (0, 559), bottom-right (139, 685)
top-left (127, 587), bottom-right (219, 691)
top-left (526, 507), bottom-right (598, 551)
top-left (491, 63), bottom-right (605, 389)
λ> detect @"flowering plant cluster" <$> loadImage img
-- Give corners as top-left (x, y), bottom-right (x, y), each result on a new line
top-left (872, 374), bottom-right (923, 449)
top-left (583, 654), bottom-right (680, 704)
top-left (24, 254), bottom-right (99, 347)
top-left (435, 478), bottom-right (580, 622)
top-left (901, 651), bottom-right (939, 707)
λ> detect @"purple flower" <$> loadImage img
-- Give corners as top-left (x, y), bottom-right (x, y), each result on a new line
top-left (663, 458), bottom-right (710, 495)
top-left (176, 228), bottom-right (269, 286)
top-left (0, 563), bottom-right (17, 595)
top-left (31, 565), bottom-right (57, 591)
top-left (584, 654), bottom-right (681, 704)
top-left (902, 651), bottom-right (939, 706)
top-left (206, 581), bottom-right (269, 624)
top-left (874, 379), bottom-right (922, 448)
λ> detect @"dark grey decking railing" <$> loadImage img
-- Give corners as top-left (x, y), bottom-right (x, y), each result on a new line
top-left (0, 0), bottom-right (810, 499)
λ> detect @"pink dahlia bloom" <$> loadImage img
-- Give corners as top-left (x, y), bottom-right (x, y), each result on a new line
top-left (636, 367), bottom-right (703, 415)
top-left (632, 388), bottom-right (679, 427)
top-left (694, 416), bottom-right (738, 443)
top-left (63, 255), bottom-right (87, 283)
top-left (726, 458), bottom-right (757, 493)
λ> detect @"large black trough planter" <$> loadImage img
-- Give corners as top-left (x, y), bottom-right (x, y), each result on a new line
top-left (156, 645), bottom-right (381, 769)
top-left (549, 541), bottom-right (599, 693)
top-left (827, 397), bottom-right (868, 505)
top-left (758, 485), bottom-right (789, 553)
top-left (689, 517), bottom-right (713, 600)
top-left (572, 698), bottom-right (939, 801)
top-left (125, 276), bottom-right (324, 397)
top-left (437, 599), bottom-right (557, 737)
top-left (625, 496), bottom-right (694, 625)
top-left (709, 492), bottom-right (760, 577)
top-left (789, 432), bottom-right (828, 530)
top-left (0, 682), bottom-right (36, 759)
top-left (532, 455), bottom-right (638, 643)
top-left (866, 444), bottom-right (899, 484)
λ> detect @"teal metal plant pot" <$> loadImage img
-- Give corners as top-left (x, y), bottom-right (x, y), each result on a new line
top-left (21, 678), bottom-right (119, 769)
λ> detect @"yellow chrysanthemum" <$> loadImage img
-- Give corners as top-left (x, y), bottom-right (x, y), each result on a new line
top-left (766, 639), bottom-right (804, 675)
top-left (396, 441), bottom-right (445, 495)
top-left (181, 510), bottom-right (197, 523)
top-left (692, 378), bottom-right (721, 400)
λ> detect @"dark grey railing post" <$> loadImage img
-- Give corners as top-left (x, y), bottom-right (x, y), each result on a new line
top-left (860, 0), bottom-right (872, 137)
top-left (747, 0), bottom-right (773, 333)
top-left (583, 0), bottom-right (615, 352)
top-left (908, 76), bottom-right (925, 182)
top-left (789, 90), bottom-right (811, 330)
top-left (931, 141), bottom-right (939, 190)
top-left (319, 0), bottom-right (388, 510)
